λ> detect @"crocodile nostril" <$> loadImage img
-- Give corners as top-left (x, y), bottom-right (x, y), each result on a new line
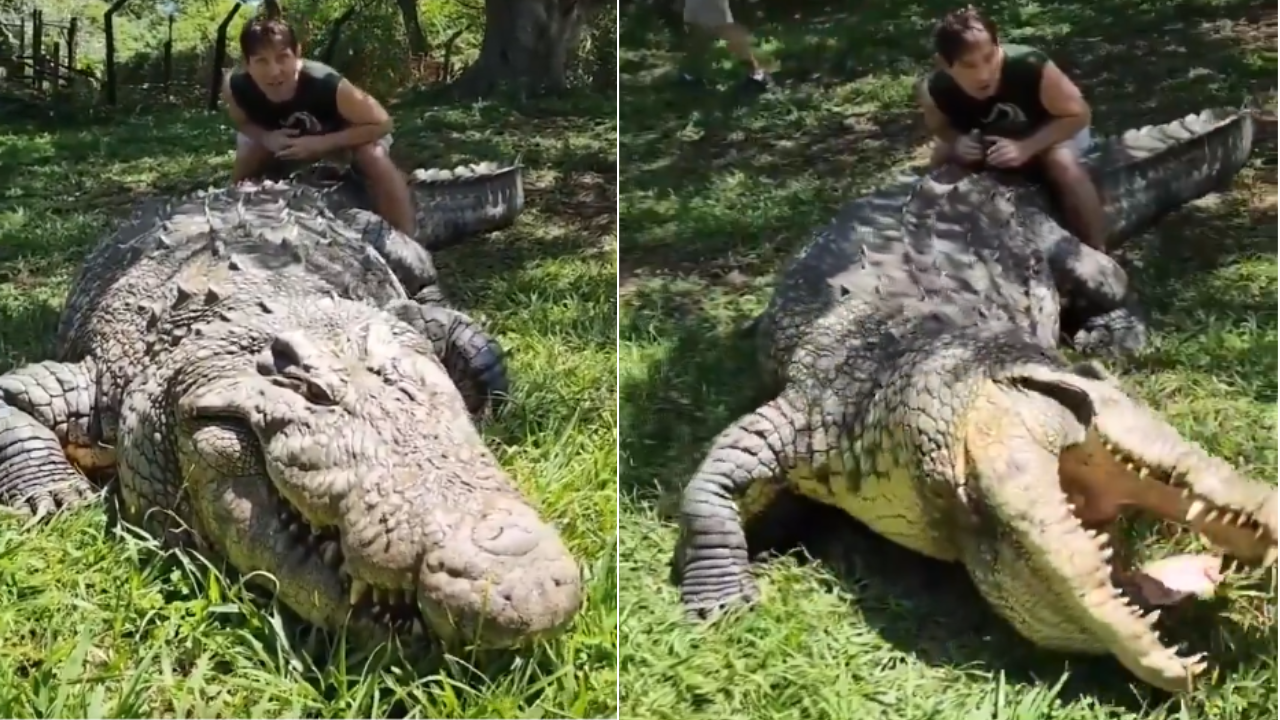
top-left (472, 516), bottom-right (540, 556)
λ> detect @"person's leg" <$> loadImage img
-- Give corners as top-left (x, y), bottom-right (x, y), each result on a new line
top-left (232, 132), bottom-right (278, 183)
top-left (350, 136), bottom-right (416, 237)
top-left (1040, 133), bottom-right (1108, 251)
top-left (929, 139), bottom-right (951, 168)
top-left (682, 0), bottom-right (768, 86)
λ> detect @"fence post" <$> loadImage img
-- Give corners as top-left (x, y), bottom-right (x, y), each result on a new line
top-left (51, 40), bottom-right (60, 88)
top-left (67, 17), bottom-right (77, 79)
top-left (30, 8), bottom-right (42, 91)
top-left (104, 0), bottom-right (132, 106)
top-left (163, 14), bottom-right (174, 92)
top-left (208, 3), bottom-right (242, 112)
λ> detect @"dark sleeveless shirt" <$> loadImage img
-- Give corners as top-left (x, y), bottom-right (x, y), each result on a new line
top-left (927, 44), bottom-right (1053, 139)
top-left (228, 59), bottom-right (346, 135)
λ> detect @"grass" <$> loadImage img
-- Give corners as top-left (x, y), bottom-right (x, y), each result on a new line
top-left (0, 90), bottom-right (619, 717)
top-left (617, 0), bottom-right (1276, 718)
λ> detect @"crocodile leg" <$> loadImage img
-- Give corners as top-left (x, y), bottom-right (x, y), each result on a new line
top-left (676, 396), bottom-right (807, 616)
top-left (389, 301), bottom-right (510, 417)
top-left (1043, 220), bottom-right (1150, 356)
top-left (0, 361), bottom-right (104, 516)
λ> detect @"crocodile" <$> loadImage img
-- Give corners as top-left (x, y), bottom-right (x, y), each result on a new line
top-left (755, 108), bottom-right (1256, 366)
top-left (674, 106), bottom-right (1276, 692)
top-left (0, 178), bottom-right (582, 650)
top-left (265, 160), bottom-right (525, 252)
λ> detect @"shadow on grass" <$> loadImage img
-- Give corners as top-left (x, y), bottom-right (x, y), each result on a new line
top-left (619, 0), bottom-right (1277, 709)
top-left (619, 0), bottom-right (1274, 277)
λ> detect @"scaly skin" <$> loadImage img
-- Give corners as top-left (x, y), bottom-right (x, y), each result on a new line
top-left (757, 107), bottom-right (1255, 373)
top-left (274, 160), bottom-right (526, 251)
top-left (0, 181), bottom-right (581, 649)
top-left (675, 108), bottom-right (1276, 693)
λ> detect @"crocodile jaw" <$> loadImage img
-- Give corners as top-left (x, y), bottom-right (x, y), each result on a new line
top-left (960, 370), bottom-right (1277, 693)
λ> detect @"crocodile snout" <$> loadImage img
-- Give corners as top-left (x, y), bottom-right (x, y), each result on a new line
top-left (416, 496), bottom-right (583, 648)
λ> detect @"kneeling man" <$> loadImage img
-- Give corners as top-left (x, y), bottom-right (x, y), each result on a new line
top-left (221, 16), bottom-right (415, 236)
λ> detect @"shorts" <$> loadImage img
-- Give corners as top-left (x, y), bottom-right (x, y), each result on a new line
top-left (1057, 127), bottom-right (1092, 157)
top-left (683, 0), bottom-right (733, 27)
top-left (234, 131), bottom-right (394, 164)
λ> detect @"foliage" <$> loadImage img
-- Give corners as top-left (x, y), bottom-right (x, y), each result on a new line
top-left (617, 0), bottom-right (1276, 717)
top-left (6, 0), bottom-right (616, 106)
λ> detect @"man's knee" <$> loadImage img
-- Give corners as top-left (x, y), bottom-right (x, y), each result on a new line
top-left (1039, 145), bottom-right (1089, 185)
top-left (351, 141), bottom-right (399, 177)
top-left (232, 134), bottom-right (276, 180)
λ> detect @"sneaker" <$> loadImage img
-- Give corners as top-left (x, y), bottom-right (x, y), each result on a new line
top-left (741, 70), bottom-right (772, 92)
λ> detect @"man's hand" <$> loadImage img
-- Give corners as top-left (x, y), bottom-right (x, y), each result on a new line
top-left (986, 137), bottom-right (1033, 169)
top-left (951, 134), bottom-right (985, 164)
top-left (261, 128), bottom-right (300, 154)
top-left (275, 134), bottom-right (334, 161)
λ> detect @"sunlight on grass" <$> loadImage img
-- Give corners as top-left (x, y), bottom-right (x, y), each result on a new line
top-left (0, 89), bottom-right (618, 717)
top-left (618, 0), bottom-right (1277, 717)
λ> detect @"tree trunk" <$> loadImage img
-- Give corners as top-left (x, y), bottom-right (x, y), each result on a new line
top-left (391, 0), bottom-right (429, 56)
top-left (451, 0), bottom-right (604, 98)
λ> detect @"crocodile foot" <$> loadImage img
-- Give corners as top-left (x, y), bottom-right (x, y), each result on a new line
top-left (1069, 305), bottom-right (1150, 357)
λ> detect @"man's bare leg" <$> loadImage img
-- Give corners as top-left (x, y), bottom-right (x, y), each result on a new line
top-left (681, 0), bottom-right (769, 86)
top-left (232, 134), bottom-right (277, 183)
top-left (352, 143), bottom-right (416, 237)
top-left (1041, 145), bottom-right (1109, 251)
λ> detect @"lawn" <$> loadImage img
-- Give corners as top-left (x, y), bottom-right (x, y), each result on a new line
top-left (617, 0), bottom-right (1276, 718)
top-left (0, 91), bottom-right (619, 717)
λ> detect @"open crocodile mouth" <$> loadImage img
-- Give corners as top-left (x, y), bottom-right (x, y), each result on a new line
top-left (272, 495), bottom-right (427, 638)
top-left (1055, 429), bottom-right (1277, 677)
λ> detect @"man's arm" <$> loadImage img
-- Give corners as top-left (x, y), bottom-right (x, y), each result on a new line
top-left (323, 79), bottom-right (395, 151)
top-left (917, 78), bottom-right (959, 145)
top-left (221, 71), bottom-right (270, 143)
top-left (1020, 61), bottom-right (1091, 155)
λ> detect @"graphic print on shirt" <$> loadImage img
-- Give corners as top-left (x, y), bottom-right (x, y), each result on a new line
top-left (981, 102), bottom-right (1030, 138)
top-left (283, 111), bottom-right (324, 136)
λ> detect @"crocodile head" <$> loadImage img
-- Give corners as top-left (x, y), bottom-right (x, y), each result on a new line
top-left (956, 359), bottom-right (1276, 692)
top-left (171, 299), bottom-right (581, 650)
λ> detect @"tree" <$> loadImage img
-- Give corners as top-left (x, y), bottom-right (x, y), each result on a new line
top-left (450, 0), bottom-right (612, 97)
top-left (390, 0), bottom-right (429, 56)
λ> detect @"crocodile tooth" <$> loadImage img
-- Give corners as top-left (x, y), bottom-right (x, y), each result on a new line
top-left (372, 587), bottom-right (385, 605)
top-left (1144, 609), bottom-right (1161, 627)
top-left (349, 579), bottom-right (369, 605)
top-left (1203, 510), bottom-right (1219, 524)
top-left (1263, 547), bottom-right (1277, 566)
top-left (1185, 500), bottom-right (1206, 521)
top-left (321, 541), bottom-right (340, 567)
top-left (411, 618), bottom-right (425, 636)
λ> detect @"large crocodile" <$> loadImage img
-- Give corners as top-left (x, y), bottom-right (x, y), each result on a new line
top-left (0, 176), bottom-right (582, 650)
top-left (757, 108), bottom-right (1256, 365)
top-left (674, 107), bottom-right (1276, 692)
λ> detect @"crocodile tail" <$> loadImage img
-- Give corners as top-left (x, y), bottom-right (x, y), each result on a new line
top-left (1085, 108), bottom-right (1256, 248)
top-left (409, 162), bottom-right (526, 251)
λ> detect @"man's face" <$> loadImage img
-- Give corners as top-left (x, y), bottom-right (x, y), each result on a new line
top-left (246, 41), bottom-right (301, 102)
top-left (942, 31), bottom-right (1002, 99)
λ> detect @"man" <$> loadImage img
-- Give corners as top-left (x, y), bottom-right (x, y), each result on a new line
top-left (917, 6), bottom-right (1108, 251)
top-left (221, 16), bottom-right (416, 236)
top-left (678, 0), bottom-right (771, 91)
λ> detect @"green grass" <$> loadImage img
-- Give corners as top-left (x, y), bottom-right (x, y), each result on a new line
top-left (0, 93), bottom-right (619, 717)
top-left (618, 0), bottom-right (1276, 717)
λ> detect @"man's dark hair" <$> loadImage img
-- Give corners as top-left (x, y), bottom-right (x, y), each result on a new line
top-left (933, 6), bottom-right (1000, 65)
top-left (239, 16), bottom-right (299, 58)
